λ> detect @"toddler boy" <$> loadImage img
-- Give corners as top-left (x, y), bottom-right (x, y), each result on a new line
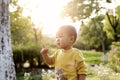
top-left (40, 25), bottom-right (87, 80)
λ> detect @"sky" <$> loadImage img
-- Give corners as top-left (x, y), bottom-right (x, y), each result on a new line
top-left (17, 0), bottom-right (80, 37)
top-left (17, 0), bottom-right (120, 37)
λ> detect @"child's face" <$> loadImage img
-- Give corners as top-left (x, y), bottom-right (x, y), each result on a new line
top-left (56, 29), bottom-right (74, 50)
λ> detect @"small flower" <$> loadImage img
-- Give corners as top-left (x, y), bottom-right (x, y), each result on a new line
top-left (24, 72), bottom-right (31, 77)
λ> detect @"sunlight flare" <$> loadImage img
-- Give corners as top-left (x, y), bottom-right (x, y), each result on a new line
top-left (18, 0), bottom-right (80, 37)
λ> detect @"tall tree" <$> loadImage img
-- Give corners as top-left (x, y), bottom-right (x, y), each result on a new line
top-left (79, 15), bottom-right (107, 50)
top-left (103, 1), bottom-right (120, 42)
top-left (10, 0), bottom-right (34, 45)
top-left (104, 8), bottom-right (120, 41)
top-left (0, 0), bottom-right (16, 80)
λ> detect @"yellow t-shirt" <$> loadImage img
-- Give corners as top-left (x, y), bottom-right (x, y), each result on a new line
top-left (50, 48), bottom-right (87, 80)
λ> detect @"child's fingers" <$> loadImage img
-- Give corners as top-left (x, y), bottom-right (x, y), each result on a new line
top-left (42, 44), bottom-right (49, 49)
top-left (40, 47), bottom-right (48, 54)
top-left (42, 44), bottom-right (45, 48)
top-left (42, 44), bottom-right (47, 48)
top-left (41, 44), bottom-right (48, 52)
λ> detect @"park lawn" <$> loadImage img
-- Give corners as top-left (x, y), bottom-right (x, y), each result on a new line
top-left (16, 50), bottom-right (120, 80)
top-left (82, 50), bottom-right (103, 65)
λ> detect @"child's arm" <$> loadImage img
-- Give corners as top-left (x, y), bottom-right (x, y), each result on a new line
top-left (40, 47), bottom-right (53, 65)
top-left (78, 74), bottom-right (86, 80)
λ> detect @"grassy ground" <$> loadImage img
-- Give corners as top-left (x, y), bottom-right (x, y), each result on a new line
top-left (16, 50), bottom-right (120, 80)
top-left (82, 50), bottom-right (103, 65)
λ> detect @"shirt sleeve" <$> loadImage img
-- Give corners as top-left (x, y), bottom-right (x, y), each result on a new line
top-left (49, 50), bottom-right (59, 67)
top-left (75, 51), bottom-right (87, 75)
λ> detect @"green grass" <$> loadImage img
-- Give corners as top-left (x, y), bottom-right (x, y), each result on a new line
top-left (82, 51), bottom-right (103, 65)
top-left (16, 50), bottom-right (120, 80)
top-left (86, 73), bottom-right (120, 80)
top-left (16, 74), bottom-right (42, 80)
top-left (86, 76), bottom-right (100, 80)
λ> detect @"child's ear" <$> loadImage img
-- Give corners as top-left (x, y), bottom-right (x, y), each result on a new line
top-left (70, 36), bottom-right (75, 43)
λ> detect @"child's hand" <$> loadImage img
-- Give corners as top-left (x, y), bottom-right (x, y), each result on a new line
top-left (40, 46), bottom-right (53, 65)
top-left (40, 45), bottom-right (49, 56)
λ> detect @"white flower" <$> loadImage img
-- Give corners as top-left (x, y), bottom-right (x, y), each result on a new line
top-left (23, 61), bottom-right (30, 68)
top-left (24, 72), bottom-right (31, 77)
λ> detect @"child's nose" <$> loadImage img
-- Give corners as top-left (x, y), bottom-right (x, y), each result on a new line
top-left (56, 38), bottom-right (60, 42)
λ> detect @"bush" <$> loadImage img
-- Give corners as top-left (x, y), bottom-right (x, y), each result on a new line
top-left (13, 43), bottom-right (41, 60)
top-left (108, 42), bottom-right (120, 72)
top-left (12, 43), bottom-right (50, 72)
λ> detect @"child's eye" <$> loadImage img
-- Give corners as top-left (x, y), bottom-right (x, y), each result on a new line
top-left (56, 35), bottom-right (63, 38)
top-left (59, 36), bottom-right (63, 38)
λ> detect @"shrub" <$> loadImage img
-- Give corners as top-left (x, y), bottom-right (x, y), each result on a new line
top-left (108, 42), bottom-right (120, 72)
top-left (12, 43), bottom-right (50, 72)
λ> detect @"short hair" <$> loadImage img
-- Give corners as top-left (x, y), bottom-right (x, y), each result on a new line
top-left (58, 25), bottom-right (77, 42)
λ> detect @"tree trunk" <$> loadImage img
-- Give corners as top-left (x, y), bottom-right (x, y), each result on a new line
top-left (92, 18), bottom-right (107, 62)
top-left (0, 0), bottom-right (16, 80)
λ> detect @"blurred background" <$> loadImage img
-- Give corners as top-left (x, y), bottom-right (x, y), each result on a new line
top-left (10, 0), bottom-right (120, 80)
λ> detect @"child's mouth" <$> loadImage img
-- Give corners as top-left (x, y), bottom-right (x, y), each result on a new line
top-left (57, 43), bottom-right (60, 46)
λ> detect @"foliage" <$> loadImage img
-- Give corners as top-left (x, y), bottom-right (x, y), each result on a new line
top-left (103, 5), bottom-right (120, 41)
top-left (10, 6), bottom-right (34, 45)
top-left (10, 0), bottom-right (44, 71)
top-left (75, 15), bottom-right (111, 51)
top-left (10, 0), bottom-right (42, 45)
top-left (87, 64), bottom-right (120, 80)
top-left (116, 6), bottom-right (120, 38)
top-left (16, 69), bottom-right (54, 80)
top-left (116, 6), bottom-right (120, 17)
top-left (23, 72), bottom-right (33, 80)
top-left (17, 72), bottom-right (42, 80)
top-left (12, 42), bottom-right (45, 72)
top-left (10, 16), bottom-right (33, 45)
top-left (80, 17), bottom-right (102, 49)
top-left (107, 42), bottom-right (120, 72)
top-left (104, 14), bottom-right (119, 40)
top-left (106, 0), bottom-right (112, 3)
top-left (62, 0), bottom-right (101, 21)
top-left (16, 50), bottom-right (120, 80)
top-left (12, 35), bottom-right (56, 72)
top-left (10, 0), bottom-right (18, 5)
top-left (41, 69), bottom-right (55, 80)
top-left (17, 64), bottom-right (120, 80)
top-left (74, 39), bottom-right (87, 50)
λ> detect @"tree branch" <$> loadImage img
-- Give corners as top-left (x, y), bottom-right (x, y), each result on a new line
top-left (106, 12), bottom-right (113, 28)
